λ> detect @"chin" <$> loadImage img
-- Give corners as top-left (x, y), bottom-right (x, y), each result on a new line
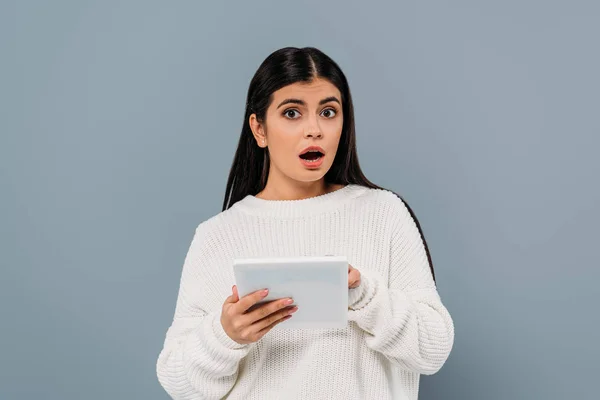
top-left (293, 171), bottom-right (329, 183)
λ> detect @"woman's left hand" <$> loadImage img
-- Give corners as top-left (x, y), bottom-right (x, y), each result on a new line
top-left (348, 264), bottom-right (361, 289)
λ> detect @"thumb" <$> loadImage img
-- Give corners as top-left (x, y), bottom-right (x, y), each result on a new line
top-left (225, 285), bottom-right (240, 303)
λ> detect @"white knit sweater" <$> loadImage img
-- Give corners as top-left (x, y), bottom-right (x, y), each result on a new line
top-left (156, 184), bottom-right (454, 400)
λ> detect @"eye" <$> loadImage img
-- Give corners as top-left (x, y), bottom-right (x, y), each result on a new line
top-left (321, 108), bottom-right (337, 118)
top-left (283, 109), bottom-right (301, 119)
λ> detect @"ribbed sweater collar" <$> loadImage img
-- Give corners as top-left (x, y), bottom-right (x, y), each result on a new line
top-left (233, 184), bottom-right (369, 218)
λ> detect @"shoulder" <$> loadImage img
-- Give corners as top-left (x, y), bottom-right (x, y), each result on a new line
top-left (355, 186), bottom-right (416, 224)
top-left (183, 205), bottom-right (239, 250)
top-left (194, 206), bottom-right (237, 233)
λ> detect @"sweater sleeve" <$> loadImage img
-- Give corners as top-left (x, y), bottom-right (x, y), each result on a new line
top-left (347, 198), bottom-right (455, 375)
top-left (156, 223), bottom-right (251, 399)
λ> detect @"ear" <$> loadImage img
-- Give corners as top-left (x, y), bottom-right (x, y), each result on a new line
top-left (249, 113), bottom-right (267, 148)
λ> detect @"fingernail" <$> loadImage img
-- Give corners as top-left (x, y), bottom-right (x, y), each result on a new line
top-left (284, 298), bottom-right (293, 305)
top-left (262, 289), bottom-right (269, 296)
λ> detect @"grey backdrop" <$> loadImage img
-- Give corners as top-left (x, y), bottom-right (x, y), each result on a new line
top-left (2, 1), bottom-right (599, 399)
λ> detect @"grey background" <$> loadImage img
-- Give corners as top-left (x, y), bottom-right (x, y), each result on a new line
top-left (2, 1), bottom-right (599, 399)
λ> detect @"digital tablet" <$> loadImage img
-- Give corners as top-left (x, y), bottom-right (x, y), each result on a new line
top-left (233, 255), bottom-right (348, 329)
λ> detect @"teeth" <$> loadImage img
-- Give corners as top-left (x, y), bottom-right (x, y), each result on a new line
top-left (303, 156), bottom-right (322, 163)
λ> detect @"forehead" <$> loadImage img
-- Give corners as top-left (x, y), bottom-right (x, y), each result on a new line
top-left (272, 78), bottom-right (341, 102)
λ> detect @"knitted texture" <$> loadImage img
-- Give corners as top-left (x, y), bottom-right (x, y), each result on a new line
top-left (156, 184), bottom-right (454, 399)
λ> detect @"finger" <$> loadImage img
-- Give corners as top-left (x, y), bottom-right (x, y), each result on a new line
top-left (234, 288), bottom-right (269, 313)
top-left (246, 297), bottom-right (295, 325)
top-left (232, 285), bottom-right (240, 302)
top-left (348, 271), bottom-right (357, 286)
top-left (225, 291), bottom-right (235, 304)
top-left (253, 307), bottom-right (298, 335)
top-left (258, 314), bottom-right (293, 336)
top-left (224, 285), bottom-right (239, 304)
top-left (348, 269), bottom-right (359, 286)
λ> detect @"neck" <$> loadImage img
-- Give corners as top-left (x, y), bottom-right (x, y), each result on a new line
top-left (256, 178), bottom-right (338, 201)
top-left (234, 183), bottom-right (367, 219)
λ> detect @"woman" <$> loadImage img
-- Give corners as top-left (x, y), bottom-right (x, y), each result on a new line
top-left (156, 46), bottom-right (454, 400)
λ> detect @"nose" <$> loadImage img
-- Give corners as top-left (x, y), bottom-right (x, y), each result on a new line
top-left (303, 118), bottom-right (322, 139)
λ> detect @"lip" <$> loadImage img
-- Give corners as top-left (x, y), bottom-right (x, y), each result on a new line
top-left (298, 145), bottom-right (325, 169)
top-left (299, 155), bottom-right (324, 169)
top-left (299, 145), bottom-right (325, 156)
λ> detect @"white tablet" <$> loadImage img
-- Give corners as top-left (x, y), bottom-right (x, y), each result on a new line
top-left (233, 255), bottom-right (348, 329)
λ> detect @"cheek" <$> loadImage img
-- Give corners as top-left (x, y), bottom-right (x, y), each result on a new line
top-left (265, 127), bottom-right (299, 162)
top-left (266, 117), bottom-right (294, 139)
top-left (324, 118), bottom-right (343, 135)
top-left (270, 141), bottom-right (296, 164)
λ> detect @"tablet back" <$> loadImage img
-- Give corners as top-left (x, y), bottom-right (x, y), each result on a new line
top-left (233, 255), bottom-right (348, 329)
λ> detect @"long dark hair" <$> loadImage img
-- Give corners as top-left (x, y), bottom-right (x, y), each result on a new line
top-left (221, 47), bottom-right (436, 283)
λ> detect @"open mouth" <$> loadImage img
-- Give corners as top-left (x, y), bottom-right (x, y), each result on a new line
top-left (299, 151), bottom-right (324, 162)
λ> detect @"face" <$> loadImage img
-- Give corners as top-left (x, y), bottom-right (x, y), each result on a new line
top-left (249, 78), bottom-right (344, 184)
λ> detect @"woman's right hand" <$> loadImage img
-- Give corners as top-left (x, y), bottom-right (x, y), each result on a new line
top-left (220, 285), bottom-right (298, 345)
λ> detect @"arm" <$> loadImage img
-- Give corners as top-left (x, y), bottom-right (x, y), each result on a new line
top-left (156, 223), bottom-right (250, 399)
top-left (347, 199), bottom-right (455, 375)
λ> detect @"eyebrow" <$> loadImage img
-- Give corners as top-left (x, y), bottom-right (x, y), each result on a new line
top-left (276, 96), bottom-right (341, 109)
